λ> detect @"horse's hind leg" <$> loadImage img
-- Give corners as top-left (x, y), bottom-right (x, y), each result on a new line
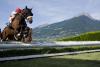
top-left (2, 32), bottom-right (8, 41)
top-left (2, 34), bottom-right (7, 41)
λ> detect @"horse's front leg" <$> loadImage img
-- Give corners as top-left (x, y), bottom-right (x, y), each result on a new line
top-left (14, 29), bottom-right (19, 40)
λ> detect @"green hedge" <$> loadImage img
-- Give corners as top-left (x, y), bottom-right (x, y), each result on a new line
top-left (0, 45), bottom-right (100, 57)
top-left (57, 31), bottom-right (100, 41)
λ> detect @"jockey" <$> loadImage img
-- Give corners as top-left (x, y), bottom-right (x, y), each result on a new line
top-left (9, 8), bottom-right (22, 23)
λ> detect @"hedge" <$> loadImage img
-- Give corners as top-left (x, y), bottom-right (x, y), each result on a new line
top-left (57, 31), bottom-right (100, 41)
top-left (0, 45), bottom-right (100, 57)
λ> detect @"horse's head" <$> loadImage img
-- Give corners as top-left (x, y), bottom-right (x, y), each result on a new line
top-left (22, 6), bottom-right (33, 24)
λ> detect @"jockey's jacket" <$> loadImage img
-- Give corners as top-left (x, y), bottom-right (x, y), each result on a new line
top-left (9, 8), bottom-right (22, 23)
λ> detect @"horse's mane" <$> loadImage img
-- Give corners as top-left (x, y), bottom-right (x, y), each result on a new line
top-left (12, 13), bottom-right (25, 22)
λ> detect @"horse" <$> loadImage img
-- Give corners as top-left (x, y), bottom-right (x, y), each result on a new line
top-left (11, 6), bottom-right (33, 35)
top-left (1, 6), bottom-right (33, 42)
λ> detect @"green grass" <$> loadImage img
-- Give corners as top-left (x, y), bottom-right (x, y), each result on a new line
top-left (53, 52), bottom-right (100, 61)
top-left (0, 52), bottom-right (100, 67)
top-left (57, 31), bottom-right (100, 41)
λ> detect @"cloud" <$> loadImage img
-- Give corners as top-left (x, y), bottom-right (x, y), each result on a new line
top-left (91, 13), bottom-right (100, 20)
top-left (1, 0), bottom-right (100, 29)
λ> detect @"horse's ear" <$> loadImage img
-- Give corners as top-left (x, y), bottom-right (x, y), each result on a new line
top-left (30, 8), bottom-right (32, 11)
top-left (25, 6), bottom-right (28, 9)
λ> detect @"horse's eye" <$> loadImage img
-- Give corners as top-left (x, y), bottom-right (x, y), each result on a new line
top-left (26, 12), bottom-right (27, 14)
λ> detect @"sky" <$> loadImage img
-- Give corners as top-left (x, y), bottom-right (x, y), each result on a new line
top-left (0, 0), bottom-right (100, 30)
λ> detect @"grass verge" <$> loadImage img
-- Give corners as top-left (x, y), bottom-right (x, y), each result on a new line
top-left (0, 52), bottom-right (100, 67)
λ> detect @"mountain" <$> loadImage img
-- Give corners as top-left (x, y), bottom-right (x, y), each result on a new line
top-left (32, 14), bottom-right (100, 39)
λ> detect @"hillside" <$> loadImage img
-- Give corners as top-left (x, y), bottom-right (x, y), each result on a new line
top-left (58, 31), bottom-right (100, 41)
top-left (33, 14), bottom-right (100, 39)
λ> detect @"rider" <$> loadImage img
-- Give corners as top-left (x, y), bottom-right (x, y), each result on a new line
top-left (9, 8), bottom-right (22, 25)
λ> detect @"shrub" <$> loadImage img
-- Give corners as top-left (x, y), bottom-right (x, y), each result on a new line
top-left (0, 45), bottom-right (100, 57)
top-left (58, 31), bottom-right (100, 41)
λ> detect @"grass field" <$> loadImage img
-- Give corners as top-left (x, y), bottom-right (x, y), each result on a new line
top-left (0, 52), bottom-right (100, 67)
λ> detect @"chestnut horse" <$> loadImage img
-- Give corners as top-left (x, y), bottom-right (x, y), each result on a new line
top-left (11, 6), bottom-right (33, 35)
top-left (1, 6), bottom-right (33, 42)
